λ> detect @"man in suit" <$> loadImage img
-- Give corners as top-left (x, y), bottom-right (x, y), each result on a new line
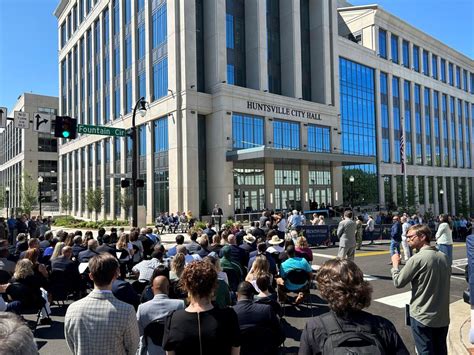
top-left (71, 236), bottom-right (86, 260)
top-left (233, 281), bottom-right (285, 353)
top-left (136, 276), bottom-right (185, 354)
top-left (51, 246), bottom-right (78, 274)
top-left (112, 278), bottom-right (140, 310)
top-left (96, 234), bottom-right (117, 257)
top-left (78, 239), bottom-right (100, 262)
top-left (64, 254), bottom-right (139, 355)
top-left (336, 210), bottom-right (357, 260)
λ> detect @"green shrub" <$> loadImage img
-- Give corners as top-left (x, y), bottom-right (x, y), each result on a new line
top-left (194, 221), bottom-right (206, 230)
top-left (53, 217), bottom-right (129, 229)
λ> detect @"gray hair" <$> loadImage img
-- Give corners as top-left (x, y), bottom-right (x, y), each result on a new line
top-left (0, 313), bottom-right (37, 355)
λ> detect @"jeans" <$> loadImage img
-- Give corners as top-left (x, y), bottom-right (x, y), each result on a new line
top-left (367, 230), bottom-right (374, 242)
top-left (437, 244), bottom-right (453, 267)
top-left (390, 239), bottom-right (401, 256)
top-left (410, 317), bottom-right (448, 355)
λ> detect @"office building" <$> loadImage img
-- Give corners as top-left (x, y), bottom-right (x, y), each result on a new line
top-left (54, 0), bottom-right (473, 223)
top-left (0, 93), bottom-right (59, 215)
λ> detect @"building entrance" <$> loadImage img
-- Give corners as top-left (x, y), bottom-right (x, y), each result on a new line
top-left (234, 187), bottom-right (265, 214)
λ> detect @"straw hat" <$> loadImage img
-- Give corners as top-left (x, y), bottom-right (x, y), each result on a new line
top-left (268, 235), bottom-right (284, 245)
top-left (243, 234), bottom-right (256, 244)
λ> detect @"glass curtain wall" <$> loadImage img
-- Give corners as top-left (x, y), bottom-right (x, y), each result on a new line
top-left (442, 94), bottom-right (449, 166)
top-left (273, 120), bottom-right (300, 150)
top-left (449, 97), bottom-right (456, 166)
top-left (152, 1), bottom-right (168, 100)
top-left (308, 167), bottom-right (332, 208)
top-left (404, 80), bottom-right (413, 164)
top-left (457, 99), bottom-right (464, 168)
top-left (274, 164), bottom-right (301, 211)
top-left (233, 163), bottom-right (265, 214)
top-left (414, 84), bottom-right (422, 165)
top-left (392, 76), bottom-right (401, 163)
top-left (300, 0), bottom-right (311, 100)
top-left (433, 91), bottom-right (441, 166)
top-left (380, 72), bottom-right (390, 162)
top-left (267, 0), bottom-right (281, 94)
top-left (153, 117), bottom-right (169, 217)
top-left (226, 0), bottom-right (246, 86)
top-left (232, 113), bottom-right (264, 149)
top-left (307, 125), bottom-right (330, 153)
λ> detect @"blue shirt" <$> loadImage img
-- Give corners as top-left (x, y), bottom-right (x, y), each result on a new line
top-left (280, 257), bottom-right (312, 291)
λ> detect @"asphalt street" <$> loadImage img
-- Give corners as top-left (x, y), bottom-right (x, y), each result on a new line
top-left (30, 232), bottom-right (467, 355)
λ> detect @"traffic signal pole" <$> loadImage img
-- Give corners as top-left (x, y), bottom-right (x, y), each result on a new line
top-left (131, 97), bottom-right (146, 227)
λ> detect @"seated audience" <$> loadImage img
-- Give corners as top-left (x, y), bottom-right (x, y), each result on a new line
top-left (254, 273), bottom-right (282, 317)
top-left (162, 261), bottom-right (241, 355)
top-left (299, 258), bottom-right (409, 355)
top-left (245, 255), bottom-right (272, 292)
top-left (71, 236), bottom-right (86, 260)
top-left (78, 239), bottom-right (99, 262)
top-left (166, 234), bottom-right (185, 257)
top-left (170, 253), bottom-right (186, 282)
top-left (295, 236), bottom-right (313, 262)
top-left (0, 240), bottom-right (15, 275)
top-left (136, 276), bottom-right (185, 355)
top-left (0, 312), bottom-right (38, 355)
top-left (204, 256), bottom-right (231, 309)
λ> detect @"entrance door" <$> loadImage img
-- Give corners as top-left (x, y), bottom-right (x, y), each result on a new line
top-left (234, 188), bottom-right (265, 214)
top-left (275, 187), bottom-right (301, 211)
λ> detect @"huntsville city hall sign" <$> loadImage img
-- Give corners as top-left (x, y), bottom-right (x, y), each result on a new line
top-left (247, 100), bottom-right (322, 120)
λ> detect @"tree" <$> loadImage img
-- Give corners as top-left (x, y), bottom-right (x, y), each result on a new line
top-left (86, 188), bottom-right (95, 215)
top-left (457, 180), bottom-right (469, 217)
top-left (60, 194), bottom-right (72, 215)
top-left (21, 174), bottom-right (38, 216)
top-left (120, 191), bottom-right (133, 221)
top-left (93, 188), bottom-right (104, 220)
top-left (0, 185), bottom-right (5, 209)
top-left (342, 168), bottom-right (378, 207)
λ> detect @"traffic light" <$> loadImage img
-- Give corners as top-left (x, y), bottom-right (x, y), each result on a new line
top-left (135, 179), bottom-right (145, 188)
top-left (121, 179), bottom-right (130, 188)
top-left (54, 116), bottom-right (77, 139)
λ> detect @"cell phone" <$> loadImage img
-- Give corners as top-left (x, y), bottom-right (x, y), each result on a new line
top-left (405, 304), bottom-right (411, 326)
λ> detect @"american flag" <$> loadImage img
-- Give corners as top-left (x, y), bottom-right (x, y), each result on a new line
top-left (400, 131), bottom-right (405, 174)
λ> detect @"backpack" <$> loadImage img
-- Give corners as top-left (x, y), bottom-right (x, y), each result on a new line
top-left (319, 312), bottom-right (385, 355)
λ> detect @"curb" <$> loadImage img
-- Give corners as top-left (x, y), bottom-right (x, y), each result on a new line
top-left (448, 299), bottom-right (472, 354)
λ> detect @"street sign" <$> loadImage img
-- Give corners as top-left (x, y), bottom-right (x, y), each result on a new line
top-left (0, 107), bottom-right (7, 128)
top-left (14, 111), bottom-right (30, 129)
top-left (113, 173), bottom-right (132, 179)
top-left (33, 112), bottom-right (52, 133)
top-left (77, 124), bottom-right (127, 137)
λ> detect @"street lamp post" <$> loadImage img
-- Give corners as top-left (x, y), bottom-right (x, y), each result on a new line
top-left (131, 97), bottom-right (148, 227)
top-left (349, 175), bottom-right (355, 210)
top-left (5, 186), bottom-right (10, 216)
top-left (38, 176), bottom-right (44, 217)
top-left (439, 189), bottom-right (444, 214)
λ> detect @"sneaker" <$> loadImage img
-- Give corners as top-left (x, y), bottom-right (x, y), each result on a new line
top-left (40, 318), bottom-right (53, 325)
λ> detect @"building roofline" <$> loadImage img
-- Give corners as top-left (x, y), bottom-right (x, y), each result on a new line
top-left (54, 0), bottom-right (69, 19)
top-left (338, 4), bottom-right (473, 62)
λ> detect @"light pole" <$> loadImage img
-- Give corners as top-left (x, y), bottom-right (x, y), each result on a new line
top-left (439, 189), bottom-right (444, 214)
top-left (131, 97), bottom-right (148, 227)
top-left (38, 176), bottom-right (44, 217)
top-left (349, 175), bottom-right (355, 210)
top-left (5, 186), bottom-right (9, 216)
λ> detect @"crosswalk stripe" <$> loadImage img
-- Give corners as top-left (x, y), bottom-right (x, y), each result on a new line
top-left (375, 291), bottom-right (412, 308)
top-left (312, 252), bottom-right (335, 259)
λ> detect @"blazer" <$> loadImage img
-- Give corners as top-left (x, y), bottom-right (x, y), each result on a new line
top-left (65, 290), bottom-right (139, 355)
top-left (337, 218), bottom-right (357, 248)
top-left (112, 279), bottom-right (140, 310)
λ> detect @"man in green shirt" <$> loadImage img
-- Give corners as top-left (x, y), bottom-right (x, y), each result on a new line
top-left (391, 224), bottom-right (450, 355)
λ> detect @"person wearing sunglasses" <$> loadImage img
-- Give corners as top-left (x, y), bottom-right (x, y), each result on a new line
top-left (390, 224), bottom-right (450, 355)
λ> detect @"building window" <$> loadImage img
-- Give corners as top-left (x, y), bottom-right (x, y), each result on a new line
top-left (137, 24), bottom-right (145, 60)
top-left (458, 99), bottom-right (464, 168)
top-left (226, 0), bottom-right (246, 87)
top-left (422, 50), bottom-right (429, 76)
top-left (413, 45), bottom-right (419, 72)
top-left (125, 36), bottom-right (132, 69)
top-left (404, 80), bottom-right (413, 164)
top-left (125, 0), bottom-right (131, 25)
top-left (307, 125), bottom-right (330, 153)
top-left (139, 125), bottom-right (146, 157)
top-left (402, 40), bottom-right (409, 68)
top-left (267, 0), bottom-right (281, 94)
top-left (113, 0), bottom-right (120, 35)
top-left (449, 96), bottom-right (456, 166)
top-left (392, 76), bottom-right (401, 163)
top-left (339, 58), bottom-right (376, 157)
top-left (154, 117), bottom-right (168, 152)
top-left (61, 23), bottom-right (66, 48)
top-left (440, 58), bottom-right (446, 82)
top-left (442, 94), bottom-right (448, 166)
top-left (232, 113), bottom-right (264, 149)
top-left (152, 3), bottom-right (167, 49)
top-left (431, 54), bottom-right (438, 79)
top-left (114, 87), bottom-right (120, 118)
top-left (300, 0), bottom-right (311, 101)
top-left (456, 66), bottom-right (461, 89)
top-left (153, 58), bottom-right (168, 100)
top-left (379, 28), bottom-right (387, 59)
top-left (448, 63), bottom-right (454, 86)
top-left (463, 69), bottom-right (468, 92)
top-left (273, 120), bottom-right (300, 150)
top-left (424, 88), bottom-right (432, 166)
top-left (380, 72), bottom-right (390, 162)
top-left (465, 102), bottom-right (471, 168)
top-left (414, 84), bottom-right (422, 165)
top-left (471, 72), bottom-right (474, 94)
top-left (433, 91), bottom-right (441, 167)
top-left (137, 0), bottom-right (145, 13)
top-left (125, 80), bottom-right (132, 114)
top-left (196, 0), bottom-right (205, 92)
top-left (38, 133), bottom-right (58, 152)
top-left (391, 34), bottom-right (398, 64)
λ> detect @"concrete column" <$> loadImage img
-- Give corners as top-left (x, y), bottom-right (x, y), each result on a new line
top-left (280, 0), bottom-right (302, 98)
top-left (391, 175), bottom-right (398, 207)
top-left (130, 0), bottom-right (137, 107)
top-left (144, 0), bottom-right (152, 101)
top-left (386, 30), bottom-right (392, 61)
top-left (439, 94), bottom-right (446, 166)
top-left (78, 149), bottom-right (83, 216)
top-left (450, 177), bottom-right (456, 215)
top-left (441, 177), bottom-right (447, 214)
top-left (206, 111), bottom-right (234, 217)
top-left (309, 0), bottom-right (332, 104)
top-left (301, 122), bottom-right (308, 150)
top-left (469, 103), bottom-right (474, 168)
top-left (98, 12), bottom-right (104, 125)
top-left (424, 176), bottom-right (430, 214)
top-left (245, 0), bottom-right (268, 91)
top-left (386, 72), bottom-right (394, 163)
top-left (145, 122), bottom-right (154, 223)
top-left (71, 151), bottom-right (77, 215)
top-left (332, 165), bottom-right (343, 207)
top-left (265, 117), bottom-right (274, 147)
top-left (454, 99), bottom-right (461, 168)
top-left (180, 0), bottom-right (198, 91)
top-left (408, 42), bottom-right (413, 70)
top-left (265, 162), bottom-right (275, 210)
top-left (373, 25), bottom-right (379, 56)
top-left (99, 140), bottom-right (106, 220)
top-left (301, 163), bottom-right (309, 211)
top-left (413, 175), bottom-right (420, 210)
top-left (377, 174), bottom-right (385, 208)
top-left (461, 101), bottom-right (468, 170)
top-left (204, 0), bottom-right (226, 91)
top-left (433, 176), bottom-right (439, 216)
top-left (120, 138), bottom-right (126, 221)
top-left (180, 111), bottom-right (200, 217)
top-left (110, 138), bottom-right (116, 220)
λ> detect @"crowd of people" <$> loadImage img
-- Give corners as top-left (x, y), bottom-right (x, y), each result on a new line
top-left (0, 208), bottom-right (472, 354)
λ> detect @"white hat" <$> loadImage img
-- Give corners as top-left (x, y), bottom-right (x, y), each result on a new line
top-left (268, 235), bottom-right (284, 245)
top-left (243, 234), bottom-right (256, 244)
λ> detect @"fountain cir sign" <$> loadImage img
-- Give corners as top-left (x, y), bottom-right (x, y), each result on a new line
top-left (247, 100), bottom-right (321, 120)
top-left (77, 124), bottom-right (127, 137)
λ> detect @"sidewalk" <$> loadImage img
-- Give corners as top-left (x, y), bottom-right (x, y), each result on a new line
top-left (448, 299), bottom-right (473, 354)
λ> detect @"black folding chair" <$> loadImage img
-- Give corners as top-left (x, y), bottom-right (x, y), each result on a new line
top-left (143, 319), bottom-right (166, 349)
top-left (0, 269), bottom-right (12, 283)
top-left (279, 268), bottom-right (314, 316)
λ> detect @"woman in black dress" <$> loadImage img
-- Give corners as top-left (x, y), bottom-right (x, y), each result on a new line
top-left (163, 260), bottom-right (241, 355)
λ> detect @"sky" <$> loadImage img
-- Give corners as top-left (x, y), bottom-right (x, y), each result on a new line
top-left (0, 0), bottom-right (473, 114)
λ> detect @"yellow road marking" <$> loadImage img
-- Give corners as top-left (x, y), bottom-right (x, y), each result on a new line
top-left (355, 250), bottom-right (390, 257)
